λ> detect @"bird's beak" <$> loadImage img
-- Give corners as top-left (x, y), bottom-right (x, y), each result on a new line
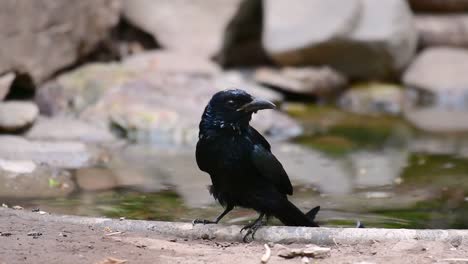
top-left (237, 97), bottom-right (276, 113)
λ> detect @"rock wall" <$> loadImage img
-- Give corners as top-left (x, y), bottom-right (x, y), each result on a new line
top-left (0, 0), bottom-right (121, 84)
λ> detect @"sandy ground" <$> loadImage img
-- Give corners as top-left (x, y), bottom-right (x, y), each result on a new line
top-left (0, 209), bottom-right (467, 264)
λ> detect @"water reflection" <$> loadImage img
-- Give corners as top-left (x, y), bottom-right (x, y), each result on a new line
top-left (2, 106), bottom-right (468, 229)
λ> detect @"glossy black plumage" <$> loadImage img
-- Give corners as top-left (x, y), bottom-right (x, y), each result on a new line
top-left (194, 89), bottom-right (319, 239)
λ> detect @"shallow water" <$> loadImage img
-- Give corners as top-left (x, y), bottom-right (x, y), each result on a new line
top-left (4, 106), bottom-right (468, 229)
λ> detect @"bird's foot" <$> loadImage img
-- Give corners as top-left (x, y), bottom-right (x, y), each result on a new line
top-left (192, 219), bottom-right (216, 225)
top-left (240, 220), bottom-right (265, 243)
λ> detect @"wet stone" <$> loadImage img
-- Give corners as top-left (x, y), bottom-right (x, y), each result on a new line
top-left (75, 168), bottom-right (118, 191)
top-left (0, 136), bottom-right (94, 169)
top-left (403, 47), bottom-right (468, 132)
top-left (338, 82), bottom-right (403, 115)
top-left (0, 101), bottom-right (39, 132)
top-left (0, 159), bottom-right (36, 174)
top-left (0, 159), bottom-right (74, 198)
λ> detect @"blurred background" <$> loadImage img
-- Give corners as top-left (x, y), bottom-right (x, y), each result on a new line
top-left (1, 0), bottom-right (468, 229)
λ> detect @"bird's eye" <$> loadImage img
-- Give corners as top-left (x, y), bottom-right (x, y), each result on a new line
top-left (226, 100), bottom-right (235, 106)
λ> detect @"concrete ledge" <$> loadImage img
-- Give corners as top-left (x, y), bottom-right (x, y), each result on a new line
top-left (3, 208), bottom-right (467, 245)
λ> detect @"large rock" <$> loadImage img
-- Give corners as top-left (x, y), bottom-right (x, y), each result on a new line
top-left (36, 51), bottom-right (222, 116)
top-left (82, 78), bottom-right (298, 145)
top-left (0, 101), bottom-right (39, 132)
top-left (0, 0), bottom-right (120, 83)
top-left (254, 67), bottom-right (347, 97)
top-left (262, 0), bottom-right (418, 79)
top-left (263, 0), bottom-right (359, 64)
top-left (403, 47), bottom-right (468, 132)
top-left (122, 0), bottom-right (242, 57)
top-left (26, 117), bottom-right (116, 143)
top-left (0, 159), bottom-right (74, 198)
top-left (213, 71), bottom-right (284, 103)
top-left (0, 136), bottom-right (95, 169)
top-left (415, 15), bottom-right (468, 49)
top-left (0, 72), bottom-right (15, 101)
top-left (408, 0), bottom-right (468, 12)
top-left (123, 51), bottom-right (221, 75)
top-left (37, 51), bottom-right (299, 145)
top-left (403, 48), bottom-right (468, 95)
top-left (36, 62), bottom-right (137, 116)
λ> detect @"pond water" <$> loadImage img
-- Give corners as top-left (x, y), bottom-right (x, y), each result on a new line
top-left (4, 105), bottom-right (468, 229)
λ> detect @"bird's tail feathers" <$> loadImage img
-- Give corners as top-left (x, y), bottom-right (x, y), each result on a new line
top-left (305, 206), bottom-right (320, 221)
top-left (272, 199), bottom-right (320, 227)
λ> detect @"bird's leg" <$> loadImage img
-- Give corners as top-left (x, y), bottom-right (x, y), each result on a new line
top-left (192, 205), bottom-right (234, 225)
top-left (240, 213), bottom-right (267, 232)
top-left (240, 213), bottom-right (266, 242)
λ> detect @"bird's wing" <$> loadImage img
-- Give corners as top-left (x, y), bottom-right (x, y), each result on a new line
top-left (248, 127), bottom-right (271, 150)
top-left (251, 141), bottom-right (293, 196)
top-left (195, 140), bottom-right (211, 173)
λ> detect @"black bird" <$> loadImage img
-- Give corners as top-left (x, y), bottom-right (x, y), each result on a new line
top-left (194, 89), bottom-right (320, 241)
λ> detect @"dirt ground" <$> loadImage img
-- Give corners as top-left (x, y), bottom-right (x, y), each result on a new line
top-left (0, 209), bottom-right (467, 264)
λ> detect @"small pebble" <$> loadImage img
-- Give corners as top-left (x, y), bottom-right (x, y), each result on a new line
top-left (27, 232), bottom-right (42, 238)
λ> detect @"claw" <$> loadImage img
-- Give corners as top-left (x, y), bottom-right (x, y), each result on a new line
top-left (240, 222), bottom-right (254, 233)
top-left (241, 223), bottom-right (262, 242)
top-left (243, 230), bottom-right (253, 243)
top-left (240, 214), bottom-right (266, 242)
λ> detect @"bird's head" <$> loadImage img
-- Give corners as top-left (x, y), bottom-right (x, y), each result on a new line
top-left (200, 89), bottom-right (276, 132)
